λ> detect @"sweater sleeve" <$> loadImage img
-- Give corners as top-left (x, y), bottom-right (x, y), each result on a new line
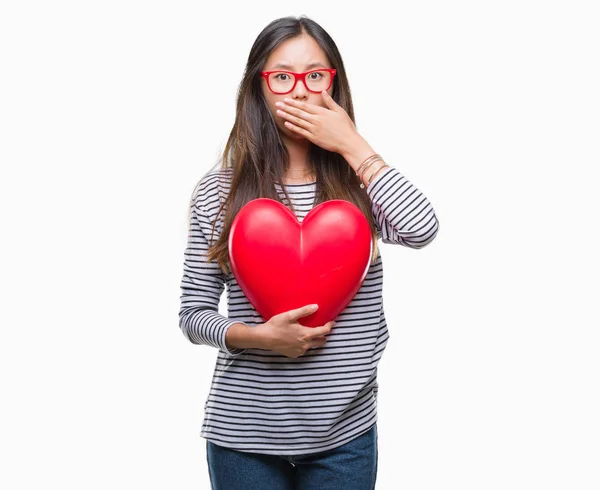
top-left (366, 165), bottom-right (439, 248)
top-left (178, 201), bottom-right (248, 356)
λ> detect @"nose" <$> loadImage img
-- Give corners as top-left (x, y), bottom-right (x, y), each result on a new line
top-left (291, 74), bottom-right (309, 99)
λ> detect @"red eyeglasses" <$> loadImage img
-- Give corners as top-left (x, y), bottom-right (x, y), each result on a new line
top-left (260, 68), bottom-right (337, 94)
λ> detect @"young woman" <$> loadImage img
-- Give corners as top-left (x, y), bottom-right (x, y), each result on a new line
top-left (178, 15), bottom-right (439, 490)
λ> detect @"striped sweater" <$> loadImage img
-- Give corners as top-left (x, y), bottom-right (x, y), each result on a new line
top-left (178, 165), bottom-right (439, 455)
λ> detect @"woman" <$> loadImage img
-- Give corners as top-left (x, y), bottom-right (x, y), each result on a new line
top-left (178, 15), bottom-right (439, 490)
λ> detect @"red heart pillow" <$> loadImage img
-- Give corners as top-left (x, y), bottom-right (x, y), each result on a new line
top-left (228, 198), bottom-right (372, 328)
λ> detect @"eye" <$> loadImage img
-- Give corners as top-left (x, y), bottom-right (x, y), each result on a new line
top-left (275, 73), bottom-right (290, 81)
top-left (308, 72), bottom-right (323, 80)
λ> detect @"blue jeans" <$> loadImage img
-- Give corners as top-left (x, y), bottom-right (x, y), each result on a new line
top-left (206, 423), bottom-right (378, 490)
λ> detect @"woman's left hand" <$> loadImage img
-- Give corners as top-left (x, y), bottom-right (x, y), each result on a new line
top-left (275, 91), bottom-right (359, 154)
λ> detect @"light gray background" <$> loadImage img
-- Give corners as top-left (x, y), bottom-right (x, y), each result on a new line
top-left (1, 1), bottom-right (598, 489)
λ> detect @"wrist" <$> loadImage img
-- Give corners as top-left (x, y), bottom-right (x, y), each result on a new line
top-left (225, 322), bottom-right (265, 350)
top-left (341, 135), bottom-right (377, 173)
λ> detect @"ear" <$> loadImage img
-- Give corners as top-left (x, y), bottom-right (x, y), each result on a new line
top-left (321, 90), bottom-right (339, 111)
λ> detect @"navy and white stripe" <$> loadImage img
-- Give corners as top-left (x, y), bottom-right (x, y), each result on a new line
top-left (178, 165), bottom-right (439, 456)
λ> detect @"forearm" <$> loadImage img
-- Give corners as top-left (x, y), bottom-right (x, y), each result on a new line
top-left (340, 134), bottom-right (439, 248)
top-left (225, 322), bottom-right (268, 350)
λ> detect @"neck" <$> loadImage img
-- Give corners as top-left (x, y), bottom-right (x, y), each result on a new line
top-left (281, 132), bottom-right (312, 177)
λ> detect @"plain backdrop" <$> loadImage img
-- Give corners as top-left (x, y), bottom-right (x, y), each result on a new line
top-left (1, 1), bottom-right (599, 489)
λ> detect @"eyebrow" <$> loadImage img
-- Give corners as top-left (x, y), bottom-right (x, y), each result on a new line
top-left (271, 62), bottom-right (329, 70)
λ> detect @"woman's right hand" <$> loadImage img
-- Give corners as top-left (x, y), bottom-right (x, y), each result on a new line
top-left (257, 304), bottom-right (335, 358)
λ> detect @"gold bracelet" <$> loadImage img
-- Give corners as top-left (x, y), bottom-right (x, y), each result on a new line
top-left (358, 157), bottom-right (384, 188)
top-left (359, 157), bottom-right (383, 179)
top-left (356, 154), bottom-right (381, 176)
top-left (367, 160), bottom-right (387, 183)
top-left (366, 163), bottom-right (389, 188)
top-left (355, 154), bottom-right (382, 177)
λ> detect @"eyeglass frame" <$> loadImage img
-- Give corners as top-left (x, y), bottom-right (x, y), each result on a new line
top-left (260, 68), bottom-right (337, 94)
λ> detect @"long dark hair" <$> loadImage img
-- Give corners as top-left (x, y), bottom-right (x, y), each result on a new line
top-left (193, 15), bottom-right (380, 275)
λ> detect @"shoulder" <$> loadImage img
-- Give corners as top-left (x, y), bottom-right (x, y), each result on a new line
top-left (191, 167), bottom-right (234, 209)
top-left (191, 166), bottom-right (234, 223)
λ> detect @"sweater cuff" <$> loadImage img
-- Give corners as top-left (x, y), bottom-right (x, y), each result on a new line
top-left (221, 320), bottom-right (249, 357)
top-left (365, 165), bottom-right (397, 196)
